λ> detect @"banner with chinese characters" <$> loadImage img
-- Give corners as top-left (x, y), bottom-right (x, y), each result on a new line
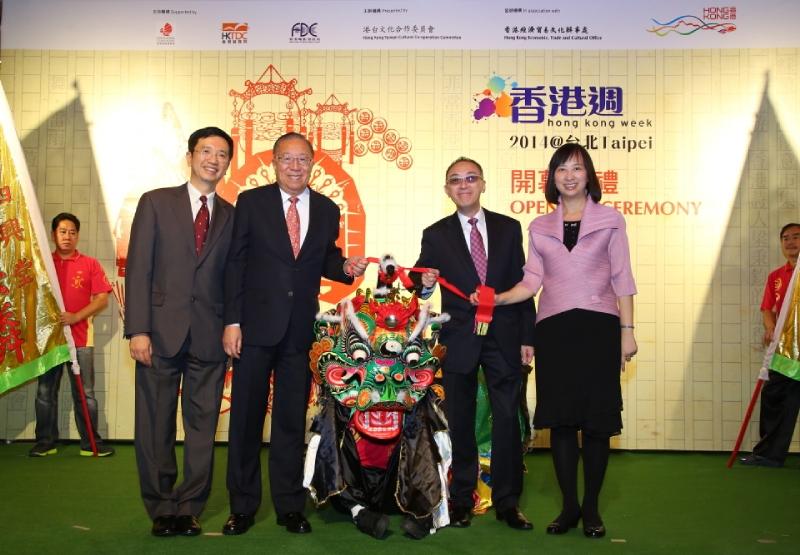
top-left (1, 1), bottom-right (796, 50)
top-left (0, 0), bottom-right (799, 451)
top-left (0, 82), bottom-right (70, 394)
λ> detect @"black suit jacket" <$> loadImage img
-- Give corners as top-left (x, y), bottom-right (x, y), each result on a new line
top-left (414, 209), bottom-right (536, 374)
top-left (224, 183), bottom-right (353, 349)
top-left (124, 184), bottom-right (234, 361)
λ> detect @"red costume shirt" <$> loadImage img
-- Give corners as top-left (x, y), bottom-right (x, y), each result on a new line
top-left (760, 262), bottom-right (794, 314)
top-left (52, 250), bottom-right (112, 348)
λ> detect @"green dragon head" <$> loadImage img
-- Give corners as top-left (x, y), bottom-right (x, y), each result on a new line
top-left (311, 288), bottom-right (448, 440)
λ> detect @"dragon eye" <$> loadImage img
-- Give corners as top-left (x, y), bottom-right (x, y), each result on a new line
top-left (403, 346), bottom-right (422, 365)
top-left (380, 339), bottom-right (402, 356)
top-left (352, 348), bottom-right (368, 363)
top-left (346, 329), bottom-right (371, 363)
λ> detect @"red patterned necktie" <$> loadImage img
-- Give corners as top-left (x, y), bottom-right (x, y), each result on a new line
top-left (194, 195), bottom-right (209, 255)
top-left (469, 217), bottom-right (487, 284)
top-left (287, 196), bottom-right (301, 258)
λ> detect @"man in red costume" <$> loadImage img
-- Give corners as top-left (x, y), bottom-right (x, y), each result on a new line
top-left (29, 212), bottom-right (113, 458)
top-left (741, 222), bottom-right (800, 467)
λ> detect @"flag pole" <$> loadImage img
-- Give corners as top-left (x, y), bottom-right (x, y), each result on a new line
top-left (0, 81), bottom-right (97, 454)
top-left (726, 377), bottom-right (764, 468)
top-left (73, 370), bottom-right (98, 455)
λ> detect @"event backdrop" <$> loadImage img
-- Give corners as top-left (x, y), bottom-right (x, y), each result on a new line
top-left (1, 0), bottom-right (799, 450)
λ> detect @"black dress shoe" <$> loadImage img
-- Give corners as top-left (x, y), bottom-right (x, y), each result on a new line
top-left (546, 511), bottom-right (581, 535)
top-left (449, 505), bottom-right (472, 528)
top-left (583, 515), bottom-right (606, 538)
top-left (584, 523), bottom-right (606, 538)
top-left (496, 507), bottom-right (533, 530)
top-left (222, 513), bottom-right (254, 536)
top-left (739, 454), bottom-right (783, 468)
top-left (151, 515), bottom-right (177, 537)
top-left (277, 512), bottom-right (312, 534)
top-left (176, 515), bottom-right (201, 536)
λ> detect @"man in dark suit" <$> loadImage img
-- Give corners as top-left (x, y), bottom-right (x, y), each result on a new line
top-left (125, 127), bottom-right (235, 537)
top-left (413, 156), bottom-right (536, 530)
top-left (221, 132), bottom-right (368, 536)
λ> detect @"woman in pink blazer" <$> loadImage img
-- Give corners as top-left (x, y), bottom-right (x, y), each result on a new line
top-left (480, 144), bottom-right (637, 538)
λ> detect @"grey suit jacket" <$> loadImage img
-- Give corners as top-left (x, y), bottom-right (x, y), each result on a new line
top-left (125, 183), bottom-right (234, 361)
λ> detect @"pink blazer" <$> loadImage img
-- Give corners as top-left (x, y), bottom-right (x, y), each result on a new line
top-left (521, 199), bottom-right (637, 323)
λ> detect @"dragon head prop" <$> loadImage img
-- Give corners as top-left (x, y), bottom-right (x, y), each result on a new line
top-left (311, 287), bottom-right (448, 440)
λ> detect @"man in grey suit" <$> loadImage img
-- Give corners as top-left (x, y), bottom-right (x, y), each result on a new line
top-left (125, 127), bottom-right (234, 538)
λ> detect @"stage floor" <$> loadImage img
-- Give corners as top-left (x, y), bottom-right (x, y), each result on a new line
top-left (2, 443), bottom-right (797, 554)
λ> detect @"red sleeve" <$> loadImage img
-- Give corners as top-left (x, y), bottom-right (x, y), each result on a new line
top-left (760, 269), bottom-right (776, 312)
top-left (89, 258), bottom-right (113, 295)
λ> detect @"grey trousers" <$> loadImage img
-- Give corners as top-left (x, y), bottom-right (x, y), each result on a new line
top-left (35, 347), bottom-right (103, 450)
top-left (134, 344), bottom-right (226, 519)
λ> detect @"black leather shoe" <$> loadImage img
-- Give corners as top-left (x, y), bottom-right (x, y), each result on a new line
top-left (151, 515), bottom-right (177, 537)
top-left (739, 454), bottom-right (783, 468)
top-left (222, 513), bottom-right (254, 536)
top-left (496, 507), bottom-right (533, 530)
top-left (584, 523), bottom-right (606, 538)
top-left (176, 515), bottom-right (201, 536)
top-left (277, 512), bottom-right (312, 534)
top-left (582, 513), bottom-right (606, 538)
top-left (449, 505), bottom-right (472, 528)
top-left (546, 512), bottom-right (580, 535)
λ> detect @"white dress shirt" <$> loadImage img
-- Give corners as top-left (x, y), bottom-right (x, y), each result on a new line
top-left (187, 182), bottom-right (216, 221)
top-left (456, 208), bottom-right (489, 258)
top-left (279, 186), bottom-right (311, 247)
top-left (421, 208), bottom-right (489, 297)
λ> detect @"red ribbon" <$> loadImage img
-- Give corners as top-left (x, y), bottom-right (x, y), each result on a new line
top-left (363, 257), bottom-right (495, 334)
top-left (473, 284), bottom-right (495, 336)
top-left (366, 257), bottom-right (415, 289)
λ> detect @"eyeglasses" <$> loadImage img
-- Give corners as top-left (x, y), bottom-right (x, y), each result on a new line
top-left (194, 147), bottom-right (230, 162)
top-left (276, 155), bottom-right (313, 167)
top-left (446, 174), bottom-right (483, 187)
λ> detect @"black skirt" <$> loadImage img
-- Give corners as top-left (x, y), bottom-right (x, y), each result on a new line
top-left (533, 309), bottom-right (623, 436)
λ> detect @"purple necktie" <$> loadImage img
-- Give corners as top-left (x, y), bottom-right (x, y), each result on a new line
top-left (469, 217), bottom-right (487, 284)
top-left (194, 195), bottom-right (209, 255)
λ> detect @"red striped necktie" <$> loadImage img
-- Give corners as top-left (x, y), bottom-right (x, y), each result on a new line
top-left (194, 195), bottom-right (209, 255)
top-left (287, 196), bottom-right (301, 258)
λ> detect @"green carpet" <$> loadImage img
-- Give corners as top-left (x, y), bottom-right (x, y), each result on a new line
top-left (1, 443), bottom-right (797, 554)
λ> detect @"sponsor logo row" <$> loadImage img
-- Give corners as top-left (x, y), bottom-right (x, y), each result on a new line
top-left (157, 21), bottom-right (319, 46)
top-left (153, 5), bottom-right (739, 46)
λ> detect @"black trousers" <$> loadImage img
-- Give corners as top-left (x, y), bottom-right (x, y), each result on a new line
top-left (443, 336), bottom-right (524, 512)
top-left (226, 342), bottom-right (311, 516)
top-left (753, 370), bottom-right (800, 463)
